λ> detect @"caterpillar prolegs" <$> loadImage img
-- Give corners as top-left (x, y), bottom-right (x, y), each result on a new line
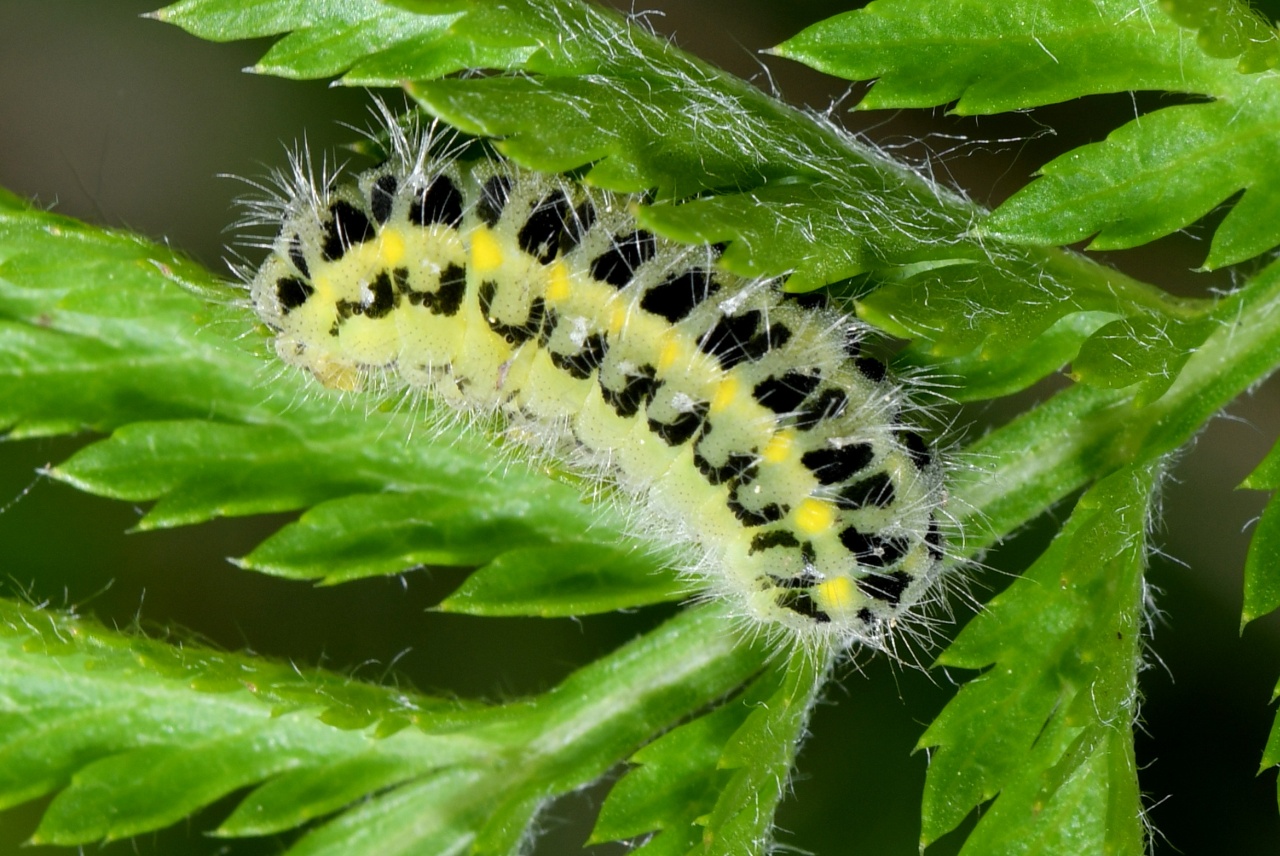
top-left (246, 114), bottom-right (949, 652)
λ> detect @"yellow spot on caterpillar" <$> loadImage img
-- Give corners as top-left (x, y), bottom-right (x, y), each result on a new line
top-left (763, 430), bottom-right (794, 464)
top-left (657, 334), bottom-right (683, 372)
top-left (546, 261), bottom-right (571, 301)
top-left (470, 227), bottom-right (503, 272)
top-left (814, 577), bottom-right (856, 615)
top-left (710, 375), bottom-right (739, 414)
top-left (609, 304), bottom-right (626, 335)
top-left (378, 228), bottom-right (406, 267)
top-left (313, 273), bottom-right (334, 301)
top-left (795, 498), bottom-right (836, 533)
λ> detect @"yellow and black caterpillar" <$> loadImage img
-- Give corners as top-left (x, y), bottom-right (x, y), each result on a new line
top-left (248, 119), bottom-right (948, 651)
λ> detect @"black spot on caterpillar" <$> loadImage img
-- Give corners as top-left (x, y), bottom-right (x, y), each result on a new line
top-left (245, 111), bottom-right (950, 652)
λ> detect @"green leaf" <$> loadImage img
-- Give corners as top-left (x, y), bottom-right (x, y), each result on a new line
top-left (636, 182), bottom-right (954, 290)
top-left (1069, 313), bottom-right (1219, 403)
top-left (52, 420), bottom-right (453, 529)
top-left (238, 487), bottom-right (615, 582)
top-left (983, 97), bottom-right (1280, 269)
top-left (900, 311), bottom-right (1114, 403)
top-left (0, 595), bottom-right (766, 851)
top-left (776, 0), bottom-right (1280, 269)
top-left (591, 651), bottom-right (828, 855)
top-left (438, 543), bottom-right (685, 617)
top-left (919, 464), bottom-right (1154, 854)
top-left (855, 247), bottom-right (1199, 368)
top-left (700, 652), bottom-right (828, 855)
top-left (1242, 494), bottom-right (1280, 628)
top-left (950, 261), bottom-right (1280, 555)
top-left (148, 0), bottom-right (465, 80)
top-left (773, 0), bottom-right (1228, 113)
top-left (0, 204), bottom-right (247, 438)
top-left (217, 753), bottom-right (426, 836)
top-left (590, 671), bottom-right (773, 849)
top-left (262, 479), bottom-right (609, 571)
top-left (1264, 684), bottom-right (1280, 806)
top-left (1242, 432), bottom-right (1280, 491)
top-left (0, 599), bottom-right (475, 838)
top-left (1240, 436), bottom-right (1280, 627)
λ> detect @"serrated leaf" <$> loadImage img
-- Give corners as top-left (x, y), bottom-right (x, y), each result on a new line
top-left (1069, 312), bottom-right (1218, 402)
top-left (856, 242), bottom-right (1201, 374)
top-left (1264, 689), bottom-right (1280, 769)
top-left (776, 0), bottom-right (1280, 269)
top-left (439, 543), bottom-right (684, 617)
top-left (901, 310), bottom-right (1114, 402)
top-left (148, 0), bottom-right (1203, 387)
top-left (590, 667), bottom-right (780, 849)
top-left (950, 260), bottom-right (1280, 556)
top-left (700, 652), bottom-right (828, 856)
top-left (919, 464), bottom-right (1154, 853)
top-left (1242, 433), bottom-right (1280, 490)
top-left (149, 0), bottom-right (465, 80)
top-left (284, 768), bottom-right (490, 856)
top-left (1240, 436), bottom-right (1280, 627)
top-left (984, 97), bottom-right (1280, 268)
top-left (1242, 493), bottom-right (1280, 627)
top-left (41, 742), bottom-right (319, 843)
top-left (254, 8), bottom-right (460, 79)
top-left (0, 595), bottom-right (765, 851)
top-left (235, 484), bottom-right (626, 583)
top-left (53, 419), bottom-right (458, 529)
top-left (1251, 614), bottom-right (1280, 814)
top-left (217, 753), bottom-right (425, 836)
top-left (773, 0), bottom-right (1228, 114)
top-left (637, 182), bottom-right (947, 289)
top-left (0, 597), bottom-right (479, 839)
top-left (0, 208), bottom-right (248, 438)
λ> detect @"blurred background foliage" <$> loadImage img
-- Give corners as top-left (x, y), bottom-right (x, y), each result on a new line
top-left (1, 0), bottom-right (1280, 853)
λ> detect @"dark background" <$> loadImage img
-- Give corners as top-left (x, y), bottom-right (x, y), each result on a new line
top-left (2, 1), bottom-right (1280, 853)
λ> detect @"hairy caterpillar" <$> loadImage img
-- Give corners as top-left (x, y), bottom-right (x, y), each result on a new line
top-left (244, 110), bottom-right (949, 652)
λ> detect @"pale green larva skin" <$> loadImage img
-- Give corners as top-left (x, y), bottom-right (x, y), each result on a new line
top-left (249, 129), bottom-right (948, 651)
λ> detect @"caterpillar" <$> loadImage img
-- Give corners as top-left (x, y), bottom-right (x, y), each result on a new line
top-left (244, 110), bottom-right (949, 652)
